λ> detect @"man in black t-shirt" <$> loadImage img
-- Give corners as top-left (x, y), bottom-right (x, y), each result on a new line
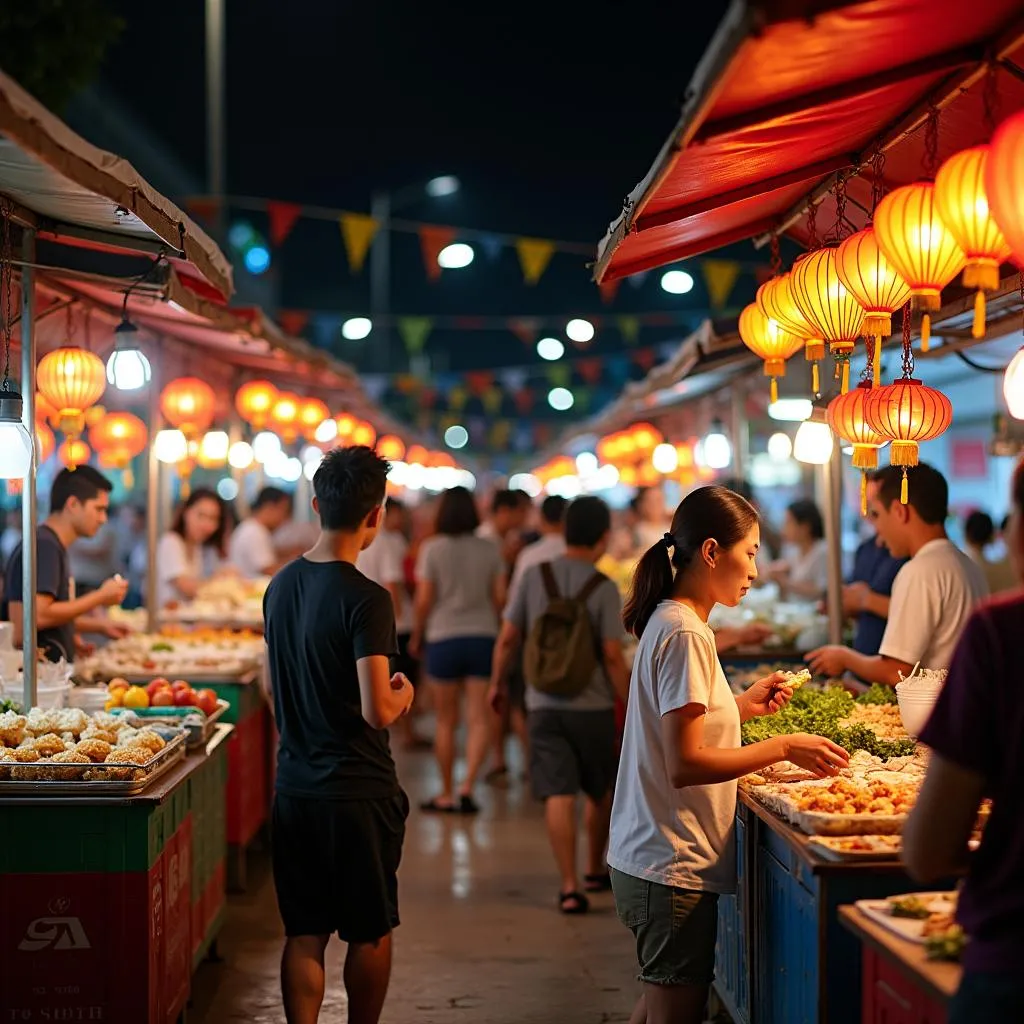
top-left (264, 445), bottom-right (414, 1024)
top-left (2, 467), bottom-right (129, 661)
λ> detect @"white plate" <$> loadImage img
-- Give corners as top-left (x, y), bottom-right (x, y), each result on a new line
top-left (856, 893), bottom-right (957, 944)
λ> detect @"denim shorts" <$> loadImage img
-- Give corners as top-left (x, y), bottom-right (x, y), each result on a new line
top-left (610, 868), bottom-right (719, 987)
top-left (424, 636), bottom-right (495, 682)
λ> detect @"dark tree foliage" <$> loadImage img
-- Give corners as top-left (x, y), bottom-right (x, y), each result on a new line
top-left (0, 0), bottom-right (123, 112)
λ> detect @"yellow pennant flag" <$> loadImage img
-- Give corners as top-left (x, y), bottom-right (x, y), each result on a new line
top-left (339, 213), bottom-right (380, 273)
top-left (482, 386), bottom-right (504, 416)
top-left (448, 386), bottom-right (468, 413)
top-left (701, 259), bottom-right (741, 309)
top-left (515, 237), bottom-right (556, 285)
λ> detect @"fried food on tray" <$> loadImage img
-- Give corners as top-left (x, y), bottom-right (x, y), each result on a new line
top-left (0, 710), bottom-right (27, 747)
top-left (792, 777), bottom-right (918, 816)
top-left (25, 709), bottom-right (64, 736)
top-left (131, 730), bottom-right (166, 754)
top-left (107, 744), bottom-right (155, 767)
top-left (75, 738), bottom-right (113, 763)
top-left (113, 727), bottom-right (139, 747)
top-left (81, 726), bottom-right (119, 745)
top-left (11, 746), bottom-right (40, 763)
top-left (89, 712), bottom-right (134, 733)
top-left (43, 750), bottom-right (91, 780)
top-left (30, 733), bottom-right (71, 757)
top-left (53, 708), bottom-right (89, 736)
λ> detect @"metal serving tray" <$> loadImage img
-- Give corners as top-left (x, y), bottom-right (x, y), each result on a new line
top-left (0, 729), bottom-right (187, 796)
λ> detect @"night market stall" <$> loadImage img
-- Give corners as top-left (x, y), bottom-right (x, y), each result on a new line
top-left (589, 2), bottom-right (1024, 1022)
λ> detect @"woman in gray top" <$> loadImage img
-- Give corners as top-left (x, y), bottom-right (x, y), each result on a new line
top-left (412, 487), bottom-right (506, 814)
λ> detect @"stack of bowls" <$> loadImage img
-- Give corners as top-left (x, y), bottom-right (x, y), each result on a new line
top-left (896, 672), bottom-right (946, 738)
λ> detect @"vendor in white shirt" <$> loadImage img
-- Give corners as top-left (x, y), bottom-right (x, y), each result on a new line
top-left (228, 486), bottom-right (295, 579)
top-left (506, 495), bottom-right (567, 606)
top-left (155, 488), bottom-right (226, 608)
top-left (763, 499), bottom-right (829, 601)
top-left (807, 464), bottom-right (987, 685)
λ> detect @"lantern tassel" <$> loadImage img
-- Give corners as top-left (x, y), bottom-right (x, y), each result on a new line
top-left (812, 362), bottom-right (820, 396)
top-left (861, 473), bottom-right (868, 517)
top-left (770, 377), bottom-right (778, 404)
top-left (921, 314), bottom-right (931, 353)
top-left (973, 290), bottom-right (986, 340)
top-left (900, 468), bottom-right (908, 506)
top-left (841, 361), bottom-right (850, 395)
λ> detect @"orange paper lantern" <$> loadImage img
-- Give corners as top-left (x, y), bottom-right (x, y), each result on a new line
top-left (406, 445), bottom-right (429, 466)
top-left (297, 397), bottom-right (330, 441)
top-left (738, 302), bottom-right (805, 403)
top-left (36, 347), bottom-right (106, 441)
top-left (89, 411), bottom-right (148, 487)
top-left (874, 182), bottom-right (966, 350)
top-left (987, 110), bottom-right (1024, 272)
top-left (863, 378), bottom-right (952, 503)
top-left (235, 380), bottom-right (278, 429)
top-left (268, 391), bottom-right (302, 442)
top-left (349, 420), bottom-right (377, 448)
top-left (629, 422), bottom-right (663, 453)
top-left (757, 273), bottom-right (826, 392)
top-left (34, 391), bottom-right (59, 427)
top-left (58, 438), bottom-right (91, 470)
top-left (789, 248), bottom-right (866, 373)
top-left (934, 145), bottom-right (1012, 338)
top-left (35, 422), bottom-right (55, 464)
top-left (835, 227), bottom-right (911, 382)
top-left (335, 413), bottom-right (357, 440)
top-left (827, 382), bottom-right (888, 512)
top-left (377, 434), bottom-right (406, 461)
top-left (161, 377), bottom-right (216, 437)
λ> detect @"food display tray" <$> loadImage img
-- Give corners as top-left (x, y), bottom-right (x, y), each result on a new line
top-left (806, 836), bottom-right (903, 861)
top-left (855, 894), bottom-right (957, 944)
top-left (118, 699), bottom-right (229, 748)
top-left (0, 730), bottom-right (187, 796)
top-left (750, 786), bottom-right (907, 836)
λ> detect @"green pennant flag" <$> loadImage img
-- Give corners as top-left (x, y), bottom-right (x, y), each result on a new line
top-left (617, 315), bottom-right (640, 347)
top-left (397, 317), bottom-right (432, 355)
top-left (547, 363), bottom-right (571, 389)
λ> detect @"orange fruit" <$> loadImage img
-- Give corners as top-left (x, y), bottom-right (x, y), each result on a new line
top-left (122, 686), bottom-right (150, 710)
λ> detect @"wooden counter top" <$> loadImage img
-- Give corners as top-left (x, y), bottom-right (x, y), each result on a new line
top-left (839, 904), bottom-right (961, 1004)
top-left (738, 788), bottom-right (905, 875)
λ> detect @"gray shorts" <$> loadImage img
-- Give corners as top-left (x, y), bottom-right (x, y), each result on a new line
top-left (610, 868), bottom-right (719, 987)
top-left (527, 707), bottom-right (616, 801)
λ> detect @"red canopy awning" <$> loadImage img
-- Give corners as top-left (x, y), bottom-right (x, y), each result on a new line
top-left (595, 0), bottom-right (1024, 281)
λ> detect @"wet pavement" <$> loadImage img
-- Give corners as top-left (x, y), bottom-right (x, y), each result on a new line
top-left (189, 741), bottom-right (641, 1023)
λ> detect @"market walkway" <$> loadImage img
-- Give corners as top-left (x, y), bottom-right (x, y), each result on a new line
top-left (189, 743), bottom-right (642, 1023)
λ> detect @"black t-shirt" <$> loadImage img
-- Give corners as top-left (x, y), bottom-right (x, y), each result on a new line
top-left (1, 525), bottom-right (74, 662)
top-left (264, 557), bottom-right (399, 800)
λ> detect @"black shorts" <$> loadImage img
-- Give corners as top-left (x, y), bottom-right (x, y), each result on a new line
top-left (271, 791), bottom-right (409, 943)
top-left (528, 708), bottom-right (617, 801)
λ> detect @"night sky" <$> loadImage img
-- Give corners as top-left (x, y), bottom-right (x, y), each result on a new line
top-left (88, 2), bottom-right (752, 443)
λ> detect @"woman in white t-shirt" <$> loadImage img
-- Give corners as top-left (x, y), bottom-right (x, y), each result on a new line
top-left (764, 499), bottom-right (829, 601)
top-left (608, 486), bottom-right (848, 1024)
top-left (155, 489), bottom-right (226, 609)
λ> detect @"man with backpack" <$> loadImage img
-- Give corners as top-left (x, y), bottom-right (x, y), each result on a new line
top-left (489, 496), bottom-right (631, 915)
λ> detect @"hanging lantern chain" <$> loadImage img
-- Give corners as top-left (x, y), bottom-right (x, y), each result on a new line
top-left (869, 148), bottom-right (886, 217)
top-left (861, 337), bottom-right (876, 384)
top-left (901, 303), bottom-right (915, 378)
top-left (770, 232), bottom-right (782, 276)
top-left (806, 199), bottom-right (820, 249)
top-left (983, 61), bottom-right (1000, 136)
top-left (830, 173), bottom-right (849, 243)
top-left (923, 105), bottom-right (940, 179)
top-left (0, 198), bottom-right (12, 390)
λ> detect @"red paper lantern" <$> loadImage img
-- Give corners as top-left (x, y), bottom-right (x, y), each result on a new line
top-left (827, 382), bottom-right (888, 513)
top-left (235, 380), bottom-right (278, 429)
top-left (269, 391), bottom-right (302, 442)
top-left (297, 397), bottom-right (330, 441)
top-left (161, 377), bottom-right (216, 437)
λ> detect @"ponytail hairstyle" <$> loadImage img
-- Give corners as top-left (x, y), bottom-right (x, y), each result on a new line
top-left (622, 485), bottom-right (759, 639)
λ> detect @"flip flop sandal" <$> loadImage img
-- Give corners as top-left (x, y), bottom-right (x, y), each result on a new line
top-left (558, 891), bottom-right (590, 915)
top-left (457, 795), bottom-right (481, 815)
top-left (584, 872), bottom-right (612, 893)
top-left (420, 796), bottom-right (458, 813)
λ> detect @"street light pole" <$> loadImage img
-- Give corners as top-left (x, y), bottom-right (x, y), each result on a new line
top-left (370, 189), bottom-right (391, 374)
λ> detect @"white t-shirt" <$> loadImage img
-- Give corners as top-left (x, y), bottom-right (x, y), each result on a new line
top-left (357, 529), bottom-right (412, 633)
top-left (786, 538), bottom-right (829, 598)
top-left (507, 532), bottom-right (567, 609)
top-left (608, 601), bottom-right (742, 894)
top-left (229, 518), bottom-right (277, 579)
top-left (155, 532), bottom-right (202, 609)
top-left (879, 538), bottom-right (988, 670)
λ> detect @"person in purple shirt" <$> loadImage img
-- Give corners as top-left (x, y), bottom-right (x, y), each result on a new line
top-left (903, 457), bottom-right (1024, 1022)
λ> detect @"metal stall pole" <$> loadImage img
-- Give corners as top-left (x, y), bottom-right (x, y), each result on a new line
top-left (20, 228), bottom-right (37, 709)
top-left (730, 384), bottom-right (748, 481)
top-left (145, 343), bottom-right (162, 634)
top-left (821, 441), bottom-right (845, 645)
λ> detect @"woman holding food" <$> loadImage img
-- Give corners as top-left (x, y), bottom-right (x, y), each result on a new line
top-left (155, 489), bottom-right (227, 609)
top-left (903, 458), bottom-right (1024, 1022)
top-left (608, 486), bottom-right (848, 1024)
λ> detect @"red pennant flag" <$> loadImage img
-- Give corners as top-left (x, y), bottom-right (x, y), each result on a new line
top-left (514, 388), bottom-right (533, 414)
top-left (184, 197), bottom-right (220, 225)
top-left (466, 370), bottom-right (494, 396)
top-left (598, 279), bottom-right (621, 305)
top-left (633, 348), bottom-right (658, 371)
top-left (578, 357), bottom-right (603, 385)
top-left (277, 309), bottom-right (310, 337)
top-left (419, 226), bottom-right (457, 281)
top-left (268, 201), bottom-right (303, 248)
top-left (509, 318), bottom-right (539, 348)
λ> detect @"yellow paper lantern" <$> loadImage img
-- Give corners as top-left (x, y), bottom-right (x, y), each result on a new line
top-left (377, 434), bottom-right (406, 461)
top-left (738, 302), bottom-right (805, 402)
top-left (874, 182), bottom-right (966, 350)
top-left (161, 377), bottom-right (216, 437)
top-left (269, 391), bottom-right (302, 442)
top-left (297, 397), bottom-right (330, 441)
top-left (235, 380), bottom-right (278, 429)
top-left (757, 273), bottom-right (826, 393)
top-left (933, 146), bottom-right (1012, 338)
top-left (58, 438), bottom-right (91, 470)
top-left (36, 347), bottom-right (106, 441)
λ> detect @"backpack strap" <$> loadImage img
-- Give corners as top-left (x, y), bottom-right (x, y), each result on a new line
top-left (575, 571), bottom-right (607, 604)
top-left (540, 562), bottom-right (561, 600)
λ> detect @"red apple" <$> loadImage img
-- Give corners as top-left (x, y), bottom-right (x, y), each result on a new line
top-left (150, 689), bottom-right (175, 707)
top-left (195, 689), bottom-right (219, 716)
top-left (173, 688), bottom-right (196, 707)
top-left (170, 680), bottom-right (191, 693)
top-left (146, 678), bottom-right (171, 698)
